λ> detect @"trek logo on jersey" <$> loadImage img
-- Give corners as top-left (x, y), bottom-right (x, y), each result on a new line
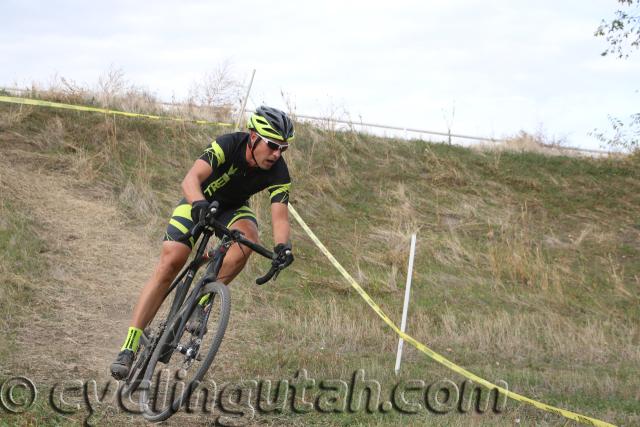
top-left (203, 164), bottom-right (238, 196)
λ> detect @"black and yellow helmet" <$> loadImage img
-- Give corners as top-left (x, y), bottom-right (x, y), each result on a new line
top-left (247, 106), bottom-right (295, 143)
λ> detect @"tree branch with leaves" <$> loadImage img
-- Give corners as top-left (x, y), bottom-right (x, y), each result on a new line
top-left (592, 1), bottom-right (640, 152)
top-left (595, 0), bottom-right (640, 58)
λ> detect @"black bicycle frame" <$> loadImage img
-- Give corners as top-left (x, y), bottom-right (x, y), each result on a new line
top-left (156, 209), bottom-right (280, 337)
top-left (163, 230), bottom-right (228, 327)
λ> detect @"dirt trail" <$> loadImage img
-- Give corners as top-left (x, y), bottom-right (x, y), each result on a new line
top-left (1, 147), bottom-right (255, 425)
top-left (1, 148), bottom-right (156, 384)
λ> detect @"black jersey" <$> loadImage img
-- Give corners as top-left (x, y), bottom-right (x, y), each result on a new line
top-left (197, 132), bottom-right (291, 207)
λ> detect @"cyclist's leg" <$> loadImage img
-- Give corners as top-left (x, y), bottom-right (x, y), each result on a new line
top-left (130, 241), bottom-right (191, 329)
top-left (130, 199), bottom-right (195, 330)
top-left (111, 201), bottom-right (194, 379)
top-left (214, 204), bottom-right (259, 285)
top-left (216, 218), bottom-right (259, 284)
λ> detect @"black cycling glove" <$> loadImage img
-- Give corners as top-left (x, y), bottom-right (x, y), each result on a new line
top-left (191, 200), bottom-right (210, 225)
top-left (274, 242), bottom-right (294, 268)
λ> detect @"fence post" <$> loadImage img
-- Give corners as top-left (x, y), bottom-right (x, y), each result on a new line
top-left (235, 69), bottom-right (256, 130)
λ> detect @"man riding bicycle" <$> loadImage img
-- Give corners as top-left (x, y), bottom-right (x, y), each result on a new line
top-left (111, 106), bottom-right (295, 379)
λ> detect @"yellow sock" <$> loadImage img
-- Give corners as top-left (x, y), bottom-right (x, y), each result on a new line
top-left (121, 326), bottom-right (143, 352)
top-left (198, 294), bottom-right (211, 306)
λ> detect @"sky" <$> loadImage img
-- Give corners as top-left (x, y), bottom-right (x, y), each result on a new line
top-left (1, 0), bottom-right (639, 150)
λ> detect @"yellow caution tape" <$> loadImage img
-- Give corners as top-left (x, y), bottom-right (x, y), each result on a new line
top-left (288, 204), bottom-right (616, 427)
top-left (0, 96), bottom-right (232, 127)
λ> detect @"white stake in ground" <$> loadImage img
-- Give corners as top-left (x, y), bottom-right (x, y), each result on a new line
top-left (394, 233), bottom-right (417, 375)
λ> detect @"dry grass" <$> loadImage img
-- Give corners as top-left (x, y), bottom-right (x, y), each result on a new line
top-left (32, 116), bottom-right (66, 149)
top-left (368, 183), bottom-right (419, 290)
top-left (492, 131), bottom-right (557, 153)
top-left (6, 66), bottom-right (243, 124)
top-left (483, 206), bottom-right (563, 292)
top-left (0, 103), bottom-right (33, 129)
top-left (0, 152), bottom-right (156, 385)
top-left (475, 130), bottom-right (605, 158)
top-left (421, 144), bottom-right (472, 186)
top-left (607, 254), bottom-right (638, 299)
top-left (410, 309), bottom-right (640, 367)
top-left (116, 136), bottom-right (162, 221)
top-left (1, 97), bottom-right (638, 426)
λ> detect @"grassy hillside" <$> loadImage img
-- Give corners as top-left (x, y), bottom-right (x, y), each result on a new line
top-left (0, 101), bottom-right (639, 426)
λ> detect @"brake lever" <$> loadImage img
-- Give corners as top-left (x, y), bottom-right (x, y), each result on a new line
top-left (270, 251), bottom-right (291, 281)
top-left (255, 248), bottom-right (291, 286)
top-left (275, 250), bottom-right (292, 269)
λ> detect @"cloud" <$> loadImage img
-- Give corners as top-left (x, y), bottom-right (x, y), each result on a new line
top-left (1, 0), bottom-right (639, 149)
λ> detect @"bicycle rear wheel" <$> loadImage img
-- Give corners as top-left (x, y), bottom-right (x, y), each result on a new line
top-left (139, 281), bottom-right (231, 422)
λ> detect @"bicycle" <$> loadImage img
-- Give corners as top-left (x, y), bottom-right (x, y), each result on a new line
top-left (119, 201), bottom-right (290, 422)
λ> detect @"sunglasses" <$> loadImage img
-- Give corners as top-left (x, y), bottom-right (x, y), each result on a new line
top-left (260, 135), bottom-right (289, 153)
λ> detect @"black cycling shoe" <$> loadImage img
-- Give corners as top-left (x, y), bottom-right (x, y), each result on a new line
top-left (185, 304), bottom-right (208, 336)
top-left (110, 349), bottom-right (135, 380)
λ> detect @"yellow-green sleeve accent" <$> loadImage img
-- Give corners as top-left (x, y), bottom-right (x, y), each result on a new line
top-left (202, 140), bottom-right (225, 168)
top-left (267, 183), bottom-right (291, 202)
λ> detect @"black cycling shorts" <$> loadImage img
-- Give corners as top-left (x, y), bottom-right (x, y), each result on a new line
top-left (163, 199), bottom-right (257, 249)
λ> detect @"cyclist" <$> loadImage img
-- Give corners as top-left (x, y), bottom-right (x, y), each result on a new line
top-left (111, 106), bottom-right (295, 379)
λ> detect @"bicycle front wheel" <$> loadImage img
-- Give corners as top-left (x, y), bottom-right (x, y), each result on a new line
top-left (139, 280), bottom-right (231, 422)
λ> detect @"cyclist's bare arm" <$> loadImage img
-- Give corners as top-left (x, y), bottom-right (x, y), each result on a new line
top-left (271, 202), bottom-right (290, 245)
top-left (182, 159), bottom-right (212, 203)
